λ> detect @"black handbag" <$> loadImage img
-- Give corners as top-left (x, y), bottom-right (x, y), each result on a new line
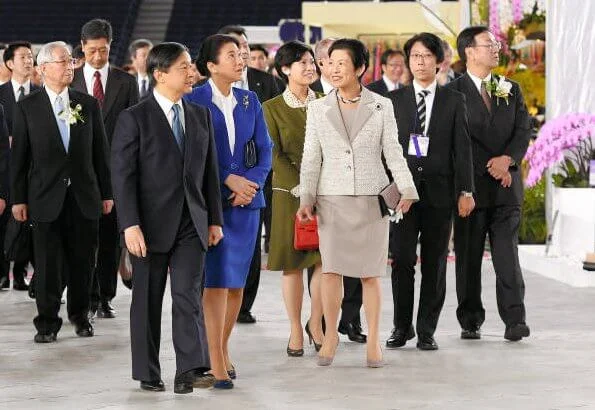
top-left (4, 217), bottom-right (33, 261)
top-left (244, 139), bottom-right (257, 169)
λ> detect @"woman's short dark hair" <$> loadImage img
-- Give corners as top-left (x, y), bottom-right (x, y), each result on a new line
top-left (195, 34), bottom-right (240, 77)
top-left (403, 32), bottom-right (445, 71)
top-left (457, 26), bottom-right (490, 64)
top-left (146, 42), bottom-right (189, 87)
top-left (81, 18), bottom-right (113, 43)
top-left (274, 41), bottom-right (315, 84)
top-left (328, 38), bottom-right (369, 80)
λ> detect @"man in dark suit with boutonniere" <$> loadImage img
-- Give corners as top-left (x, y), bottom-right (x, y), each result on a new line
top-left (111, 42), bottom-right (223, 394)
top-left (386, 33), bottom-right (474, 351)
top-left (11, 41), bottom-right (113, 343)
top-left (72, 19), bottom-right (140, 319)
top-left (448, 26), bottom-right (531, 342)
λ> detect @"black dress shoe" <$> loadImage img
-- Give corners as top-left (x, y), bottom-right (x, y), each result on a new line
top-left (28, 278), bottom-right (36, 299)
top-left (140, 380), bottom-right (165, 392)
top-left (13, 279), bottom-right (29, 291)
top-left (386, 326), bottom-right (415, 348)
top-left (504, 323), bottom-right (530, 341)
top-left (193, 371), bottom-right (216, 388)
top-left (74, 321), bottom-right (94, 337)
top-left (338, 322), bottom-right (367, 343)
top-left (97, 300), bottom-right (116, 318)
top-left (237, 311), bottom-right (256, 324)
top-left (461, 328), bottom-right (481, 340)
top-left (416, 335), bottom-right (439, 351)
top-left (174, 371), bottom-right (194, 394)
top-left (34, 332), bottom-right (57, 343)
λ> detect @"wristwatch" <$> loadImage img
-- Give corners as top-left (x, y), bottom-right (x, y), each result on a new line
top-left (460, 191), bottom-right (473, 198)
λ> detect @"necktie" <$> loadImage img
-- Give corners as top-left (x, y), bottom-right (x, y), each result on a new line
top-left (480, 80), bottom-right (492, 113)
top-left (17, 86), bottom-right (25, 102)
top-left (416, 90), bottom-right (430, 134)
top-left (54, 96), bottom-right (70, 152)
top-left (141, 79), bottom-right (147, 97)
top-left (93, 71), bottom-right (104, 107)
top-left (171, 103), bottom-right (185, 154)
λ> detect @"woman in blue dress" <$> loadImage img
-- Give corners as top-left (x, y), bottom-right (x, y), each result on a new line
top-left (186, 34), bottom-right (272, 388)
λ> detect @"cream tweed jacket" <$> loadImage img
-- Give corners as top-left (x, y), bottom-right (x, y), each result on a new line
top-left (300, 87), bottom-right (418, 206)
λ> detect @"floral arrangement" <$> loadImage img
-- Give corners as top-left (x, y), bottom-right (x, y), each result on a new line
top-left (525, 113), bottom-right (595, 187)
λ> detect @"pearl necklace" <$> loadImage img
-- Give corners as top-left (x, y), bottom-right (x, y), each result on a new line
top-left (338, 93), bottom-right (361, 104)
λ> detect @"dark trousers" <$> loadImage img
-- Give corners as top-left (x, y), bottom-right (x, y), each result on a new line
top-left (91, 210), bottom-right (121, 303)
top-left (0, 212), bottom-right (10, 281)
top-left (307, 267), bottom-right (362, 327)
top-left (240, 209), bottom-right (263, 314)
top-left (32, 191), bottom-right (98, 334)
top-left (390, 202), bottom-right (452, 337)
top-left (454, 205), bottom-right (526, 330)
top-left (130, 210), bottom-right (209, 381)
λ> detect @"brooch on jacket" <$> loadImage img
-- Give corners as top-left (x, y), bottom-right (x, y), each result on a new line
top-left (375, 103), bottom-right (382, 111)
top-left (243, 95), bottom-right (250, 111)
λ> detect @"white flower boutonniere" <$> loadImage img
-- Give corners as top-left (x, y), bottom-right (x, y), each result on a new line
top-left (243, 95), bottom-right (250, 111)
top-left (485, 76), bottom-right (513, 106)
top-left (59, 103), bottom-right (85, 125)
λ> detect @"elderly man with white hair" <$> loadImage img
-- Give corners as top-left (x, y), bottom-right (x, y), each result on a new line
top-left (10, 41), bottom-right (113, 343)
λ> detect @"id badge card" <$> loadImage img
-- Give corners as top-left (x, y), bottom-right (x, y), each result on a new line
top-left (408, 133), bottom-right (429, 158)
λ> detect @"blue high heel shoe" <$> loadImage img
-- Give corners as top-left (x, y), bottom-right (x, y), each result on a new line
top-left (213, 379), bottom-right (234, 389)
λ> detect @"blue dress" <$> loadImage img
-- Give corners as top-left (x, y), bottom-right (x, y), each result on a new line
top-left (185, 83), bottom-right (273, 288)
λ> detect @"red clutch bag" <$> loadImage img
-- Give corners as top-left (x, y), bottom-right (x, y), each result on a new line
top-left (294, 217), bottom-right (319, 251)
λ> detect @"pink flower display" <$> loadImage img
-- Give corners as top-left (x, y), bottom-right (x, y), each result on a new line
top-left (512, 0), bottom-right (524, 24)
top-left (525, 113), bottom-right (595, 187)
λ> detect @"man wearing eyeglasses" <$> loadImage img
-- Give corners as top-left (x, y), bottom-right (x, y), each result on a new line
top-left (11, 41), bottom-right (112, 343)
top-left (72, 19), bottom-right (139, 320)
top-left (367, 49), bottom-right (406, 97)
top-left (448, 26), bottom-right (531, 342)
top-left (386, 32), bottom-right (474, 351)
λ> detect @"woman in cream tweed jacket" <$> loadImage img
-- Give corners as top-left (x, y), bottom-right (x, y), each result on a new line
top-left (297, 39), bottom-right (418, 369)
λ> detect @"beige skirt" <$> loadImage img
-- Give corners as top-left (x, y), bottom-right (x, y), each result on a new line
top-left (316, 195), bottom-right (389, 278)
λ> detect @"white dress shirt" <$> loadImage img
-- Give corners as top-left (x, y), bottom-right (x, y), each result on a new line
top-left (209, 79), bottom-right (237, 154)
top-left (233, 69), bottom-right (249, 91)
top-left (137, 74), bottom-right (149, 95)
top-left (320, 76), bottom-right (334, 95)
top-left (83, 62), bottom-right (109, 95)
top-left (153, 89), bottom-right (185, 133)
top-left (467, 71), bottom-right (492, 94)
top-left (412, 79), bottom-right (437, 135)
top-left (382, 74), bottom-right (400, 92)
top-left (45, 86), bottom-right (70, 137)
top-left (11, 79), bottom-right (31, 101)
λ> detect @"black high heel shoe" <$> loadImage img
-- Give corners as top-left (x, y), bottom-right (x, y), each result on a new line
top-left (305, 321), bottom-right (322, 352)
top-left (286, 338), bottom-right (304, 357)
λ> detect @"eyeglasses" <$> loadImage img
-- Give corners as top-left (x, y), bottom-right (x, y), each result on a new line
top-left (410, 53), bottom-right (434, 61)
top-left (46, 58), bottom-right (76, 66)
top-left (474, 42), bottom-right (502, 51)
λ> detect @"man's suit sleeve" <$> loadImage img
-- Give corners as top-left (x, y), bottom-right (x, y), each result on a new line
top-left (10, 102), bottom-right (30, 204)
top-left (503, 82), bottom-right (531, 166)
top-left (0, 105), bottom-right (9, 201)
top-left (111, 109), bottom-right (140, 230)
top-left (91, 99), bottom-right (112, 199)
top-left (453, 92), bottom-right (474, 193)
top-left (128, 75), bottom-right (140, 107)
top-left (202, 108), bottom-right (224, 227)
top-left (243, 94), bottom-right (273, 189)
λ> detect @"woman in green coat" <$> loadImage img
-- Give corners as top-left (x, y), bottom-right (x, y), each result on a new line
top-left (263, 42), bottom-right (323, 356)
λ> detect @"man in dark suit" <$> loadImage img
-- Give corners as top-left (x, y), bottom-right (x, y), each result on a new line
top-left (0, 105), bottom-right (10, 290)
top-left (448, 26), bottom-right (531, 342)
top-left (111, 42), bottom-right (223, 394)
top-left (367, 49), bottom-right (405, 97)
top-left (71, 19), bottom-right (140, 319)
top-left (11, 41), bottom-right (113, 343)
top-left (387, 33), bottom-right (474, 351)
top-left (0, 41), bottom-right (40, 291)
top-left (129, 39), bottom-right (153, 99)
top-left (217, 25), bottom-right (281, 324)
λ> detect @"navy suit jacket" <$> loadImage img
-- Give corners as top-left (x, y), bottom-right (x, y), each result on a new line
top-left (184, 82), bottom-right (273, 210)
